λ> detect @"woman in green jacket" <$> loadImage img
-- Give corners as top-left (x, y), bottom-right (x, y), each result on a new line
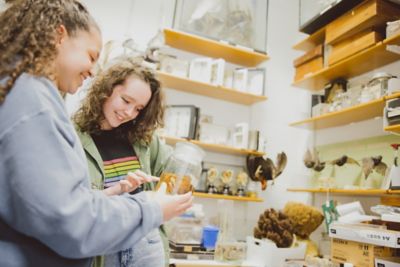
top-left (73, 59), bottom-right (171, 267)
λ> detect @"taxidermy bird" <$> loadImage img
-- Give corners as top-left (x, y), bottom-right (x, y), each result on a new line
top-left (303, 149), bottom-right (325, 172)
top-left (246, 152), bottom-right (287, 190)
top-left (144, 29), bottom-right (164, 64)
top-left (329, 155), bottom-right (360, 167)
top-left (362, 155), bottom-right (388, 179)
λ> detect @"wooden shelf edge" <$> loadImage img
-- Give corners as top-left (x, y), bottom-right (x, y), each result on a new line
top-left (384, 124), bottom-right (400, 133)
top-left (158, 71), bottom-right (268, 105)
top-left (386, 92), bottom-right (400, 100)
top-left (289, 97), bottom-right (385, 128)
top-left (193, 192), bottom-right (263, 202)
top-left (290, 92), bottom-right (400, 128)
top-left (163, 136), bottom-right (265, 157)
top-left (293, 27), bottom-right (326, 51)
top-left (163, 28), bottom-right (269, 67)
top-left (287, 188), bottom-right (400, 196)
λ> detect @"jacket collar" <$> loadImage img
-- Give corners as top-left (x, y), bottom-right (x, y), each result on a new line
top-left (76, 129), bottom-right (104, 175)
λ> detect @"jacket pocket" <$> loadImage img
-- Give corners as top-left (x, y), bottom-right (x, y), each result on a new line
top-left (146, 229), bottom-right (162, 244)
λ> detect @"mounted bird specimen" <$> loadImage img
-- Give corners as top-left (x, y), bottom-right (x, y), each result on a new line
top-left (362, 155), bottom-right (388, 179)
top-left (329, 155), bottom-right (360, 167)
top-left (246, 152), bottom-right (287, 190)
top-left (144, 30), bottom-right (164, 64)
top-left (303, 149), bottom-right (325, 172)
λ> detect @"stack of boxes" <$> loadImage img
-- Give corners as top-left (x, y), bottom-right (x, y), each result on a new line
top-left (294, 0), bottom-right (400, 83)
top-left (329, 221), bottom-right (400, 267)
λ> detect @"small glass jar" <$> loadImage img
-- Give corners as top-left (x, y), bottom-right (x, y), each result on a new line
top-left (156, 142), bottom-right (205, 194)
top-left (367, 72), bottom-right (396, 99)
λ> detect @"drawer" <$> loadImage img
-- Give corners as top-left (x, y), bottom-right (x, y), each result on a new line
top-left (325, 0), bottom-right (400, 44)
top-left (328, 30), bottom-right (383, 66)
top-left (294, 56), bottom-right (323, 81)
top-left (293, 44), bottom-right (323, 67)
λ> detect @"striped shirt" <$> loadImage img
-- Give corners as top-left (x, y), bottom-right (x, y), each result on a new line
top-left (91, 129), bottom-right (142, 190)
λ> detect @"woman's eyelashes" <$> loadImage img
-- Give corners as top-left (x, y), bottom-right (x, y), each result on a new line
top-left (121, 96), bottom-right (129, 104)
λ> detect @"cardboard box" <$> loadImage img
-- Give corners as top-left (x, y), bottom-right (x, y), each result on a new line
top-left (375, 257), bottom-right (400, 267)
top-left (326, 0), bottom-right (400, 45)
top-left (293, 44), bottom-right (323, 67)
top-left (329, 223), bottom-right (400, 248)
top-left (243, 237), bottom-right (306, 267)
top-left (328, 31), bottom-right (383, 66)
top-left (331, 238), bottom-right (396, 267)
top-left (294, 56), bottom-right (323, 81)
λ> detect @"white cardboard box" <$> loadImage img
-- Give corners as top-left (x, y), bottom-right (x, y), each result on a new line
top-left (243, 237), bottom-right (306, 267)
top-left (375, 257), bottom-right (400, 267)
top-left (329, 223), bottom-right (400, 248)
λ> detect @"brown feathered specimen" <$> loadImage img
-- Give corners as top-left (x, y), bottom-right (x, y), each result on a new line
top-left (329, 155), bottom-right (359, 166)
top-left (362, 155), bottom-right (388, 179)
top-left (247, 152), bottom-right (287, 190)
top-left (303, 149), bottom-right (325, 172)
top-left (253, 209), bottom-right (294, 248)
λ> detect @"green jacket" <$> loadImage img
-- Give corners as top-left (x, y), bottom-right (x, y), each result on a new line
top-left (76, 129), bottom-right (172, 267)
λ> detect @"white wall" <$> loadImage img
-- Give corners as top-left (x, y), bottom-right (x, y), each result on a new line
top-left (249, 0), bottom-right (312, 211)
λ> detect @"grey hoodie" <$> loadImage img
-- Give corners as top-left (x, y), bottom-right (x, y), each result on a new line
top-left (0, 74), bottom-right (162, 267)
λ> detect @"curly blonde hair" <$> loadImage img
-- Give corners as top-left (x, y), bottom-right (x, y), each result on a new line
top-left (73, 59), bottom-right (165, 145)
top-left (0, 0), bottom-right (99, 103)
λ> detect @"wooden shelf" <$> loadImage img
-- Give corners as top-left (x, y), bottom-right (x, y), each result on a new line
top-left (287, 188), bottom-right (400, 196)
top-left (293, 33), bottom-right (400, 91)
top-left (290, 93), bottom-right (400, 130)
top-left (157, 71), bottom-right (267, 105)
top-left (163, 136), bottom-right (264, 157)
top-left (293, 27), bottom-right (325, 51)
top-left (193, 192), bottom-right (263, 202)
top-left (290, 98), bottom-right (385, 130)
top-left (384, 124), bottom-right (400, 133)
top-left (163, 28), bottom-right (269, 67)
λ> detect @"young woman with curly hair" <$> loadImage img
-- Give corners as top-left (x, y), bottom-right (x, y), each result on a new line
top-left (0, 1), bottom-right (192, 266)
top-left (74, 59), bottom-right (171, 267)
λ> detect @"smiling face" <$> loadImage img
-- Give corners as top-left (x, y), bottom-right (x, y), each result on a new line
top-left (101, 75), bottom-right (152, 130)
top-left (54, 26), bottom-right (102, 94)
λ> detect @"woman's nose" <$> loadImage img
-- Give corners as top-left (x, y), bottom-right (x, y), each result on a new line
top-left (124, 106), bottom-right (136, 118)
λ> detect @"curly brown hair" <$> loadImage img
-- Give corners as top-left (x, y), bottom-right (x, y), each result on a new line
top-left (73, 59), bottom-right (165, 145)
top-left (0, 0), bottom-right (99, 103)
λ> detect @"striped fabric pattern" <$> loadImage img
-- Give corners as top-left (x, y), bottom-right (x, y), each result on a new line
top-left (103, 156), bottom-right (141, 188)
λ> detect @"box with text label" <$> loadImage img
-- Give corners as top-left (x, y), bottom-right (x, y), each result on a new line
top-left (331, 238), bottom-right (398, 267)
top-left (329, 223), bottom-right (400, 248)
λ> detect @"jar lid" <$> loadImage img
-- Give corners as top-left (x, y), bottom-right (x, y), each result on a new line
top-left (371, 72), bottom-right (395, 80)
top-left (203, 225), bottom-right (219, 232)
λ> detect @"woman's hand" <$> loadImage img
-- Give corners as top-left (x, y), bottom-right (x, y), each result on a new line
top-left (121, 170), bottom-right (159, 193)
top-left (149, 183), bottom-right (193, 222)
top-left (103, 170), bottom-right (159, 196)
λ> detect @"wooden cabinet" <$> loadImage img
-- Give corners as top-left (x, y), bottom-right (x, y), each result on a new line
top-left (325, 0), bottom-right (400, 45)
top-left (328, 30), bottom-right (382, 66)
